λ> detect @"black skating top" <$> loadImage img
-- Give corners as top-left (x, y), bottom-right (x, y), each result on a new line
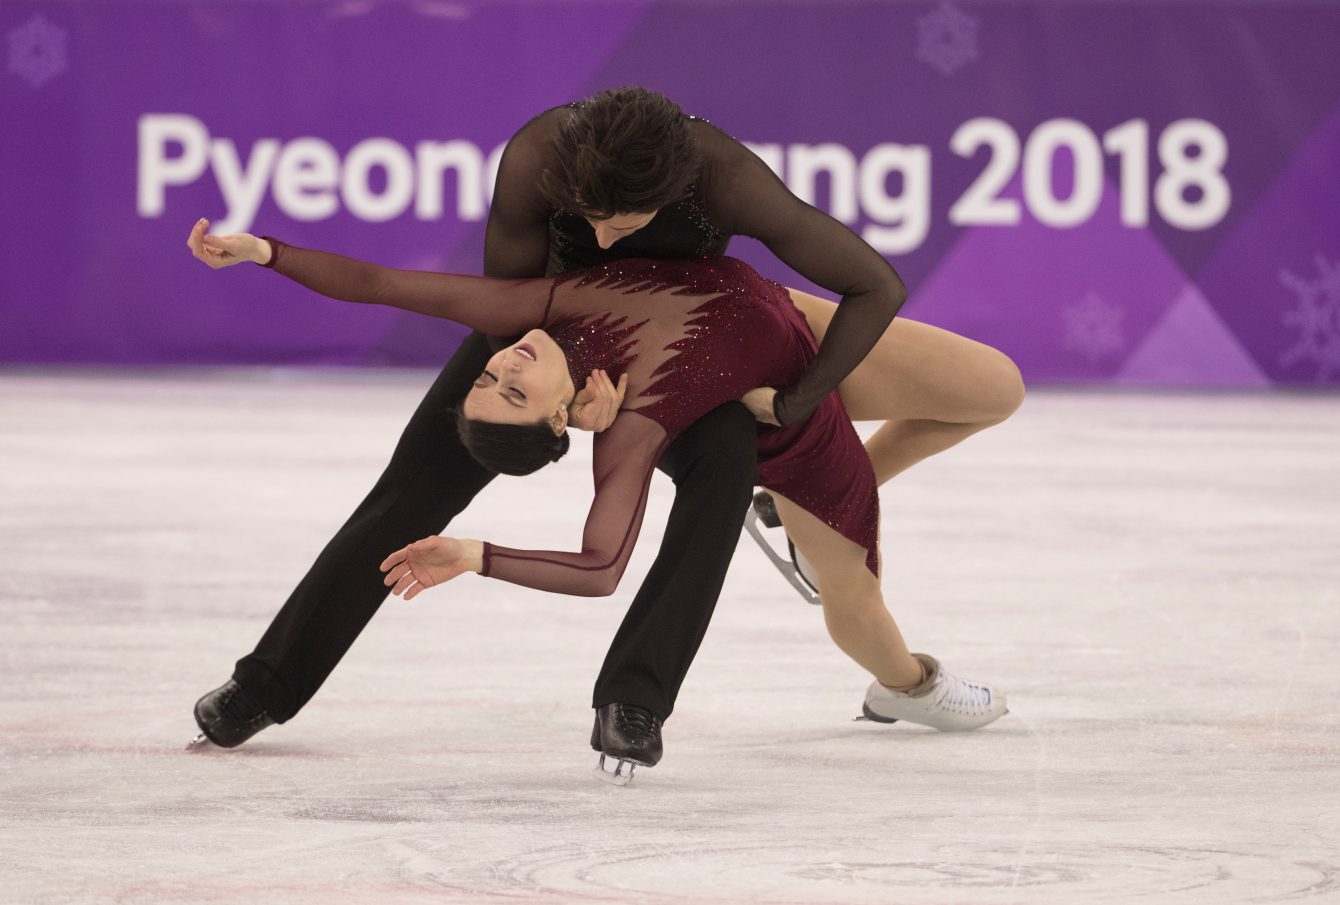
top-left (482, 103), bottom-right (908, 427)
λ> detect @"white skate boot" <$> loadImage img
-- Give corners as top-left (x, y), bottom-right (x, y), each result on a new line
top-left (861, 653), bottom-right (1008, 731)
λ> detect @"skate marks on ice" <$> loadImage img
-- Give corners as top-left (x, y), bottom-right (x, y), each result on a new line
top-left (5, 374), bottom-right (1340, 904)
top-left (8, 735), bottom-right (1340, 905)
top-left (374, 835), bottom-right (1340, 903)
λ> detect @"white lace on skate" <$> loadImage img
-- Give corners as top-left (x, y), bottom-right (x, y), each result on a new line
top-left (932, 671), bottom-right (994, 716)
top-left (862, 654), bottom-right (1008, 732)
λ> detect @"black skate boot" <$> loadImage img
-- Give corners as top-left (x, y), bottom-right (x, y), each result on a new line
top-left (590, 703), bottom-right (663, 786)
top-left (187, 680), bottom-right (274, 749)
top-left (744, 490), bottom-right (821, 605)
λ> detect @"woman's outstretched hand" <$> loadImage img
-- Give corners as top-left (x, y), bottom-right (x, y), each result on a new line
top-left (741, 386), bottom-right (781, 426)
top-left (380, 536), bottom-right (484, 600)
top-left (186, 218), bottom-right (271, 269)
top-left (569, 368), bottom-right (628, 432)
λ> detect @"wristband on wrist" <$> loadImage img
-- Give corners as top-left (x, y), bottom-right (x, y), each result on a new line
top-left (258, 236), bottom-right (281, 269)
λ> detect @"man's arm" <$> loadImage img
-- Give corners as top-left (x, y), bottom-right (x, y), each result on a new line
top-left (483, 112), bottom-right (561, 281)
top-left (707, 130), bottom-right (909, 426)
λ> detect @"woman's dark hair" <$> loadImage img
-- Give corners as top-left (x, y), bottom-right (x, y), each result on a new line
top-left (456, 409), bottom-right (570, 476)
top-left (538, 86), bottom-right (699, 217)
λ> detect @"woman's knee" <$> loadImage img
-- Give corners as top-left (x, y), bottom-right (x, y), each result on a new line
top-left (980, 347), bottom-right (1026, 422)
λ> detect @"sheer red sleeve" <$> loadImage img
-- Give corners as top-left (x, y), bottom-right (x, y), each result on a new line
top-left (260, 239), bottom-right (556, 338)
top-left (481, 414), bottom-right (669, 597)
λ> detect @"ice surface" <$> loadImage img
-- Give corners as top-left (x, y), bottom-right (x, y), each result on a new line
top-left (2, 371), bottom-right (1337, 904)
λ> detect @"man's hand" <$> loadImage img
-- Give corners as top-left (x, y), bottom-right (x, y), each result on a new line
top-left (568, 369), bottom-right (628, 432)
top-left (380, 536), bottom-right (483, 600)
top-left (187, 218), bottom-right (271, 269)
top-left (741, 386), bottom-right (780, 426)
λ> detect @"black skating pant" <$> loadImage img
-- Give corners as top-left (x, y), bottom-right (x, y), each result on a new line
top-left (232, 331), bottom-right (757, 723)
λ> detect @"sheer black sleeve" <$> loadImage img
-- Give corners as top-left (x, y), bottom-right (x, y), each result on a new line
top-left (481, 414), bottom-right (669, 596)
top-left (260, 239), bottom-right (555, 338)
top-left (700, 125), bottom-right (909, 426)
top-left (483, 110), bottom-right (563, 281)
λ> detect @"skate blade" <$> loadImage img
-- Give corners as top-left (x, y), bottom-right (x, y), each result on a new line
top-left (856, 703), bottom-right (898, 724)
top-left (744, 509), bottom-right (821, 606)
top-left (185, 732), bottom-right (213, 750)
top-left (592, 753), bottom-right (636, 787)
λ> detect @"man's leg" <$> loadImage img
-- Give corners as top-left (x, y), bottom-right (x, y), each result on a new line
top-left (230, 332), bottom-right (497, 722)
top-left (591, 402), bottom-right (758, 721)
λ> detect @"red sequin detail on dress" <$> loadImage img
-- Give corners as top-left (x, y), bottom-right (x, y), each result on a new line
top-left (538, 257), bottom-right (880, 576)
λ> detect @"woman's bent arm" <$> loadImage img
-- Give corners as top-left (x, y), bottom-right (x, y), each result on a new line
top-left (482, 416), bottom-right (668, 597)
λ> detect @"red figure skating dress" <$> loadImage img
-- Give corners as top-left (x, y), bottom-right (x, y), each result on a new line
top-left (263, 244), bottom-right (879, 596)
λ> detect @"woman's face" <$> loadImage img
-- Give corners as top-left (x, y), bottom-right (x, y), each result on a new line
top-left (585, 210), bottom-right (658, 249)
top-left (463, 329), bottom-right (573, 432)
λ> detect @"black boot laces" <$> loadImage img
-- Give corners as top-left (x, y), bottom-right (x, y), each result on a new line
top-left (220, 684), bottom-right (266, 722)
top-left (615, 704), bottom-right (660, 739)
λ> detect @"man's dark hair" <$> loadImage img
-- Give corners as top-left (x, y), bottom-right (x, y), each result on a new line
top-left (456, 409), bottom-right (570, 477)
top-left (538, 86), bottom-right (699, 216)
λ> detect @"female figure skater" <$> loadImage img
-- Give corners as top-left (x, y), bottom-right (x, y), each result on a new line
top-left (189, 219), bottom-right (1021, 780)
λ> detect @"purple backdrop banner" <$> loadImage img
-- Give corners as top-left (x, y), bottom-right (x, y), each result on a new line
top-left (3, 0), bottom-right (1339, 385)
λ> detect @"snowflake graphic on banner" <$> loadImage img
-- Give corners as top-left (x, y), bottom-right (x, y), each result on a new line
top-left (1063, 292), bottom-right (1125, 364)
top-left (1279, 255), bottom-right (1340, 382)
top-left (917, 1), bottom-right (978, 76)
top-left (7, 13), bottom-right (67, 89)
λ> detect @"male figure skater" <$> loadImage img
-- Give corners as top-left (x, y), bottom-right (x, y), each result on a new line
top-left (191, 87), bottom-right (907, 777)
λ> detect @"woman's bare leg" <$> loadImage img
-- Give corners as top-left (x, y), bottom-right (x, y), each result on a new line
top-left (788, 290), bottom-right (1025, 485)
top-left (773, 490), bottom-right (1008, 729)
top-left (768, 293), bottom-right (1012, 727)
top-left (770, 491), bottom-right (922, 688)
